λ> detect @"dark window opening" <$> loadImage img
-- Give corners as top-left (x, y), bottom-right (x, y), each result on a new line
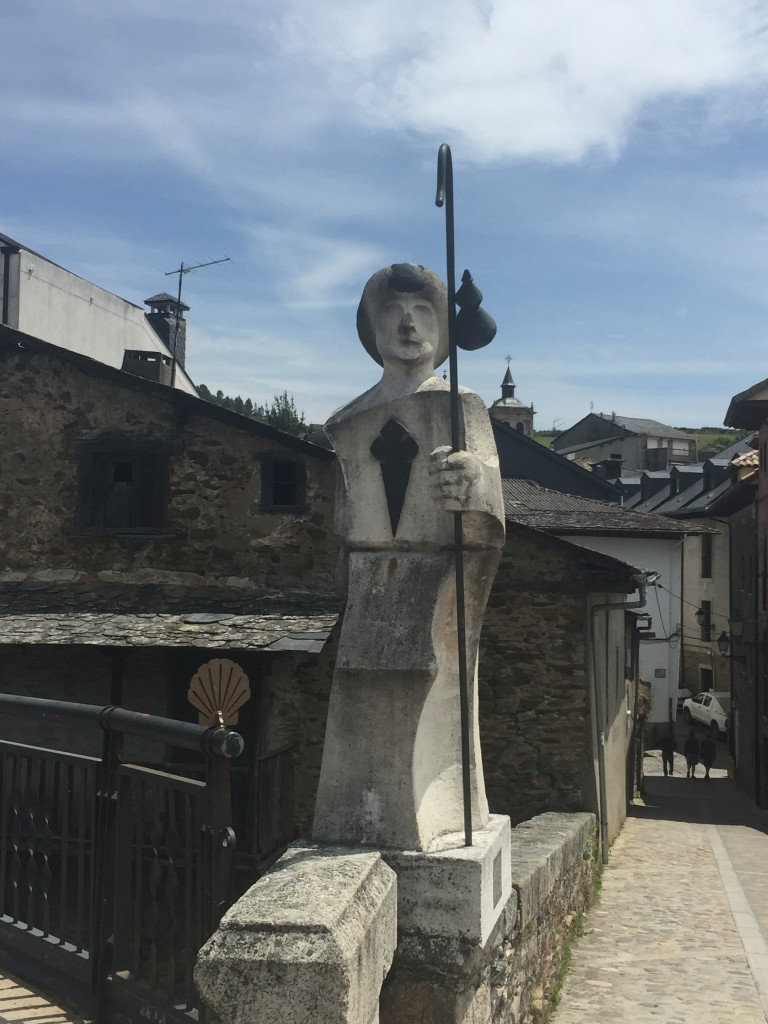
top-left (113, 462), bottom-right (133, 484)
top-left (700, 667), bottom-right (713, 692)
top-left (701, 533), bottom-right (713, 579)
top-left (73, 440), bottom-right (169, 533)
top-left (700, 600), bottom-right (712, 641)
top-left (272, 461), bottom-right (299, 505)
top-left (261, 458), bottom-right (306, 510)
top-left (516, 421), bottom-right (525, 433)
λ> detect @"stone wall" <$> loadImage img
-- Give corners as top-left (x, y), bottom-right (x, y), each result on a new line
top-left (380, 811), bottom-right (598, 1024)
top-left (256, 626), bottom-right (339, 833)
top-left (478, 529), bottom-right (595, 827)
top-left (0, 337), bottom-right (338, 586)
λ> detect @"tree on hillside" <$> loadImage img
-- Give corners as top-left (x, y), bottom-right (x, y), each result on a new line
top-left (196, 383), bottom-right (308, 438)
top-left (262, 390), bottom-right (307, 436)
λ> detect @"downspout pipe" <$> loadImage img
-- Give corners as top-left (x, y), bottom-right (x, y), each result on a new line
top-left (1, 246), bottom-right (20, 326)
top-left (589, 571), bottom-right (656, 864)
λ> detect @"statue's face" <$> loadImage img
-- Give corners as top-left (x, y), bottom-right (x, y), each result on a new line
top-left (374, 294), bottom-right (440, 369)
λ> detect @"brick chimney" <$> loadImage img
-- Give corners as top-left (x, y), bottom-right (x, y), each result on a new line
top-left (143, 292), bottom-right (190, 369)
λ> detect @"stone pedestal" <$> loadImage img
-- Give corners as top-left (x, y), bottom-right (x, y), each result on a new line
top-left (195, 842), bottom-right (397, 1024)
top-left (382, 814), bottom-right (512, 948)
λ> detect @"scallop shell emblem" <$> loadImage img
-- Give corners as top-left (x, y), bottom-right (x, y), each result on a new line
top-left (187, 658), bottom-right (251, 727)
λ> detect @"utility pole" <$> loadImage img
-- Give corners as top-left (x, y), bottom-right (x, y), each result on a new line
top-left (164, 256), bottom-right (230, 384)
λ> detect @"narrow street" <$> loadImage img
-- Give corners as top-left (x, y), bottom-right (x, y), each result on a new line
top-left (550, 732), bottom-right (768, 1024)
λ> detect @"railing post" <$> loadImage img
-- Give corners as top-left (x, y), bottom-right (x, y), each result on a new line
top-left (92, 713), bottom-right (122, 1021)
top-left (203, 737), bottom-right (237, 934)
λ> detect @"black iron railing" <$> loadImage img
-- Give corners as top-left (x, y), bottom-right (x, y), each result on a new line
top-left (0, 694), bottom-right (242, 1023)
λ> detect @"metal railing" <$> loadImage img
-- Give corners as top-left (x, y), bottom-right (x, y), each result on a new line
top-left (0, 694), bottom-right (242, 1023)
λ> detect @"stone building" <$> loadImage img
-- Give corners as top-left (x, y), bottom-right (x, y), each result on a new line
top-left (0, 321), bottom-right (340, 863)
top-left (479, 480), bottom-right (661, 847)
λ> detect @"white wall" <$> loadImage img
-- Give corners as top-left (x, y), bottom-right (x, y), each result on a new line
top-left (587, 597), bottom-right (635, 844)
top-left (561, 534), bottom-right (684, 731)
top-left (11, 249), bottom-right (197, 394)
top-left (680, 523), bottom-right (731, 694)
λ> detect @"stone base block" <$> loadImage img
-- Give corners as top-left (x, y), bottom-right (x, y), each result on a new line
top-left (195, 841), bottom-right (397, 1024)
top-left (382, 813), bottom-right (512, 947)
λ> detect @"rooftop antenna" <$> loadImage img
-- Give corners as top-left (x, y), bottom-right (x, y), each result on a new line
top-left (164, 256), bottom-right (231, 384)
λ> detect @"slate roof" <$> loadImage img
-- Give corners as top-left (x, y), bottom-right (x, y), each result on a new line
top-left (605, 416), bottom-right (694, 439)
top-left (0, 611), bottom-right (337, 650)
top-left (642, 436), bottom-right (755, 518)
top-left (0, 578), bottom-right (340, 649)
top-left (501, 480), bottom-right (704, 536)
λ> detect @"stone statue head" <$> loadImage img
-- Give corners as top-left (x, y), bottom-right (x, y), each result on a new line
top-left (356, 264), bottom-right (449, 369)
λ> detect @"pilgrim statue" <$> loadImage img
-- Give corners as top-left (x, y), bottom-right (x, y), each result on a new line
top-left (312, 263), bottom-right (504, 851)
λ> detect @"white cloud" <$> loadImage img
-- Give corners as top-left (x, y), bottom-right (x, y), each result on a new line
top-left (243, 225), bottom-right (386, 309)
top-left (274, 0), bottom-right (768, 162)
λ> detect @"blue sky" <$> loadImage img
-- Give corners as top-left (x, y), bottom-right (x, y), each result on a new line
top-left (5, 0), bottom-right (768, 429)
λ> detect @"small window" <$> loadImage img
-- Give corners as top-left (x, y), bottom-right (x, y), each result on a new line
top-left (72, 439), bottom-right (169, 534)
top-left (701, 533), bottom-right (713, 579)
top-left (261, 458), bottom-right (306, 511)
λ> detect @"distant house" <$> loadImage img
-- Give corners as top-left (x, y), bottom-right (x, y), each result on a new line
top-left (0, 322), bottom-right (340, 863)
top-left (0, 231), bottom-right (197, 393)
top-left (487, 390), bottom-right (702, 741)
top-left (552, 412), bottom-right (697, 472)
top-left (496, 480), bottom-right (703, 744)
top-left (598, 436), bottom-right (754, 711)
top-left (490, 416), bottom-right (622, 502)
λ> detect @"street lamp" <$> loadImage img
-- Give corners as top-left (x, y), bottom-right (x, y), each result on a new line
top-left (717, 629), bottom-right (746, 664)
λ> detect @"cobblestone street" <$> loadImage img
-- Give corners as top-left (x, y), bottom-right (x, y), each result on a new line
top-left (551, 738), bottom-right (768, 1024)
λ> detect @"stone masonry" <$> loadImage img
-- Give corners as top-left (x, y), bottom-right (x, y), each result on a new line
top-left (0, 333), bottom-right (338, 586)
top-left (379, 812), bottom-right (597, 1024)
top-left (478, 528), bottom-right (597, 826)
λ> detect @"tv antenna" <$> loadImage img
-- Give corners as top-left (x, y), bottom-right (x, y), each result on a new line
top-left (164, 256), bottom-right (231, 383)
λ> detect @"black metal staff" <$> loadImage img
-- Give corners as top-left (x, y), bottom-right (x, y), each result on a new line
top-left (435, 143), bottom-right (496, 847)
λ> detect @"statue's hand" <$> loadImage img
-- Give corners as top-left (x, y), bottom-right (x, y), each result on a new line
top-left (428, 446), bottom-right (484, 512)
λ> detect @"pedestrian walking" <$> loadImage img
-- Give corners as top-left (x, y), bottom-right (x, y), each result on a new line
top-left (684, 729), bottom-right (700, 779)
top-left (700, 734), bottom-right (717, 779)
top-left (659, 733), bottom-right (676, 776)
